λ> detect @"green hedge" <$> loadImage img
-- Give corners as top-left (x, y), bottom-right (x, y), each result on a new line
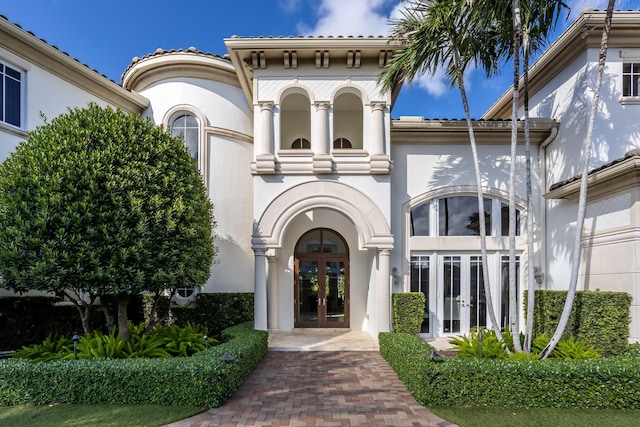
top-left (144, 293), bottom-right (254, 337)
top-left (0, 322), bottom-right (267, 407)
top-left (392, 292), bottom-right (425, 335)
top-left (532, 290), bottom-right (631, 356)
top-left (379, 332), bottom-right (640, 409)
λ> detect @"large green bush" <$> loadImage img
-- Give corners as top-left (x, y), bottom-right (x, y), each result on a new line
top-left (0, 103), bottom-right (215, 339)
top-left (0, 322), bottom-right (267, 407)
top-left (532, 290), bottom-right (631, 356)
top-left (380, 332), bottom-right (640, 409)
top-left (392, 292), bottom-right (425, 335)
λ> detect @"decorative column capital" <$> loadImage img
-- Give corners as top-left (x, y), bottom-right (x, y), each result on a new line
top-left (371, 102), bottom-right (387, 112)
top-left (314, 101), bottom-right (330, 111)
top-left (378, 248), bottom-right (391, 257)
top-left (259, 101), bottom-right (274, 112)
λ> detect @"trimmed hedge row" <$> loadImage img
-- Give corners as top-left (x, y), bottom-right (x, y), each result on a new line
top-left (392, 292), bottom-right (425, 335)
top-left (532, 290), bottom-right (631, 356)
top-left (0, 322), bottom-right (267, 407)
top-left (379, 332), bottom-right (640, 409)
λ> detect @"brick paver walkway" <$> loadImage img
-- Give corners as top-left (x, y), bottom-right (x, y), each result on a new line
top-left (165, 351), bottom-right (457, 427)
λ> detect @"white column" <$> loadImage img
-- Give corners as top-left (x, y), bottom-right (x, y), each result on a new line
top-left (253, 249), bottom-right (268, 331)
top-left (313, 102), bottom-right (332, 173)
top-left (267, 253), bottom-right (279, 333)
top-left (258, 102), bottom-right (274, 155)
top-left (255, 102), bottom-right (276, 174)
top-left (378, 249), bottom-right (391, 333)
top-left (370, 102), bottom-right (386, 155)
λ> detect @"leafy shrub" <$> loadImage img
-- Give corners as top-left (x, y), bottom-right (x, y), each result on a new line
top-left (392, 292), bottom-right (425, 335)
top-left (380, 331), bottom-right (640, 409)
top-left (13, 322), bottom-right (216, 360)
top-left (154, 323), bottom-right (208, 357)
top-left (449, 329), bottom-right (508, 359)
top-left (12, 334), bottom-right (73, 362)
top-left (0, 322), bottom-right (267, 407)
top-left (531, 290), bottom-right (631, 356)
top-left (449, 329), bottom-right (601, 360)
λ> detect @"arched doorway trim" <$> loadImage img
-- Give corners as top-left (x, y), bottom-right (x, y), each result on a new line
top-left (252, 180), bottom-right (393, 251)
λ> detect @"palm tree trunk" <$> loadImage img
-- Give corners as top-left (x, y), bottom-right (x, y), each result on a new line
top-left (522, 36), bottom-right (536, 354)
top-left (453, 46), bottom-right (503, 342)
top-left (540, 0), bottom-right (615, 360)
top-left (509, 0), bottom-right (523, 352)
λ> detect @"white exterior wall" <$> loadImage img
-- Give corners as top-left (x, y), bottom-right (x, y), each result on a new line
top-left (528, 47), bottom-right (640, 292)
top-left (137, 78), bottom-right (254, 293)
top-left (0, 46), bottom-right (113, 160)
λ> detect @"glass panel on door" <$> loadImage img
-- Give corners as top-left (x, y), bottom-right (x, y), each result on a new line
top-left (443, 256), bottom-right (461, 333)
top-left (410, 255), bottom-right (430, 334)
top-left (324, 261), bottom-right (345, 324)
top-left (297, 260), bottom-right (319, 323)
top-left (470, 256), bottom-right (487, 329)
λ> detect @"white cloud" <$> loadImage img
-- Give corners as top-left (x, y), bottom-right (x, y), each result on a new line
top-left (279, 0), bottom-right (303, 14)
top-left (299, 0), bottom-right (396, 36)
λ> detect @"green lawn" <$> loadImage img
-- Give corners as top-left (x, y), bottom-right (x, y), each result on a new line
top-left (0, 404), bottom-right (205, 427)
top-left (430, 407), bottom-right (640, 427)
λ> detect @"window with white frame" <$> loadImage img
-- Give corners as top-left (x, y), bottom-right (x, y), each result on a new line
top-left (410, 196), bottom-right (522, 237)
top-left (171, 114), bottom-right (199, 163)
top-left (623, 62), bottom-right (639, 97)
top-left (1, 62), bottom-right (21, 128)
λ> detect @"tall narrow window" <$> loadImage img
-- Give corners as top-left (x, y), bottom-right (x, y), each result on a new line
top-left (623, 63), bottom-right (639, 97)
top-left (1, 63), bottom-right (21, 127)
top-left (171, 114), bottom-right (199, 162)
top-left (410, 255), bottom-right (430, 334)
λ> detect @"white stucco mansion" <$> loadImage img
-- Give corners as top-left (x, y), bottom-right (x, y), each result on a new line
top-left (1, 9), bottom-right (639, 342)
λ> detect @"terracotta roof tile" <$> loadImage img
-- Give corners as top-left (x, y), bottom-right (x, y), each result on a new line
top-left (549, 148), bottom-right (640, 191)
top-left (121, 47), bottom-right (231, 83)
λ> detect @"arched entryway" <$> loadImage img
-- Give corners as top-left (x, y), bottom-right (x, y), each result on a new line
top-left (294, 228), bottom-right (349, 328)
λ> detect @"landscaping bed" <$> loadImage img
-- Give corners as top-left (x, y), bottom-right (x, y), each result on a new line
top-left (0, 322), bottom-right (267, 407)
top-left (379, 332), bottom-right (640, 409)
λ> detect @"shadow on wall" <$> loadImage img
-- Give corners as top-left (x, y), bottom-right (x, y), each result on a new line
top-left (207, 234), bottom-right (253, 293)
top-left (541, 64), bottom-right (640, 288)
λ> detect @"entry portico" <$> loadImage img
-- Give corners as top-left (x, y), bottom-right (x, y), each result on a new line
top-left (252, 180), bottom-right (394, 337)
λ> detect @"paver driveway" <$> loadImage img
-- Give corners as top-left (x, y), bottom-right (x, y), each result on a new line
top-left (165, 351), bottom-right (457, 427)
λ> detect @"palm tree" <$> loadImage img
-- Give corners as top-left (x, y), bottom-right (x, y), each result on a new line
top-left (477, 0), bottom-right (567, 353)
top-left (378, 0), bottom-right (505, 339)
top-left (540, 0), bottom-right (616, 359)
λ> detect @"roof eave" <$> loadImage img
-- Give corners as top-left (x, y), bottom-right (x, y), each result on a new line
top-left (0, 16), bottom-right (148, 113)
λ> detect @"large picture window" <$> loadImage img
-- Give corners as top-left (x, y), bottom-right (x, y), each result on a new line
top-left (410, 195), bottom-right (521, 237)
top-left (1, 62), bottom-right (21, 127)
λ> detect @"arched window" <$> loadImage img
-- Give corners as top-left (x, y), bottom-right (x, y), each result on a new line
top-left (291, 138), bottom-right (311, 149)
top-left (171, 114), bottom-right (199, 161)
top-left (410, 196), bottom-right (521, 237)
top-left (333, 138), bottom-right (352, 149)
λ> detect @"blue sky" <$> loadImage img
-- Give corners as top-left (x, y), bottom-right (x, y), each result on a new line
top-left (1, 0), bottom-right (620, 118)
